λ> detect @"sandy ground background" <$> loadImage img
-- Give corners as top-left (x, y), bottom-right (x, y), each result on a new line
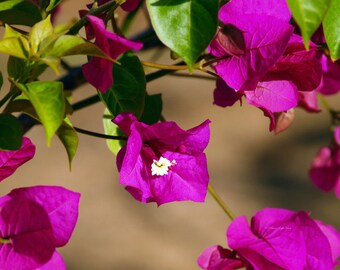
top-left (1, 1), bottom-right (340, 269)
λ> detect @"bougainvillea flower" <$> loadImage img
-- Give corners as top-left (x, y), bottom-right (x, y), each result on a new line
top-left (0, 186), bottom-right (80, 270)
top-left (82, 15), bottom-right (142, 93)
top-left (316, 55), bottom-right (340, 95)
top-left (0, 137), bottom-right (35, 182)
top-left (226, 208), bottom-right (340, 270)
top-left (309, 128), bottom-right (340, 198)
top-left (197, 245), bottom-right (247, 270)
top-left (113, 112), bottom-right (210, 205)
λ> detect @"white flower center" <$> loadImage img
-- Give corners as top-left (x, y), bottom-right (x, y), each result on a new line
top-left (151, 157), bottom-right (176, 176)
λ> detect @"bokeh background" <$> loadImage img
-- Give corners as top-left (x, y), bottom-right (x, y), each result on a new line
top-left (1, 0), bottom-right (340, 269)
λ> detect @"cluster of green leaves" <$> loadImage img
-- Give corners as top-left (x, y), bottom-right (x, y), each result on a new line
top-left (287, 0), bottom-right (340, 59)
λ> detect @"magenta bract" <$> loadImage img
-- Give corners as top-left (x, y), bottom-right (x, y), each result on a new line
top-left (82, 15), bottom-right (142, 93)
top-left (113, 113), bottom-right (211, 206)
top-left (0, 137), bottom-right (36, 182)
top-left (316, 55), bottom-right (340, 95)
top-left (226, 208), bottom-right (340, 270)
top-left (197, 245), bottom-right (247, 270)
top-left (0, 186), bottom-right (80, 270)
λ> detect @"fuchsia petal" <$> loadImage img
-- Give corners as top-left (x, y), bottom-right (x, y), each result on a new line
top-left (219, 0), bottom-right (291, 24)
top-left (213, 15), bottom-right (293, 91)
top-left (245, 80), bottom-right (299, 112)
top-left (298, 90), bottom-right (320, 112)
top-left (295, 212), bottom-right (334, 270)
top-left (36, 251), bottom-right (66, 270)
top-left (197, 245), bottom-right (246, 270)
top-left (309, 147), bottom-right (340, 193)
top-left (213, 79), bottom-right (241, 108)
top-left (316, 221), bottom-right (340, 267)
top-left (150, 152), bottom-right (209, 205)
top-left (316, 55), bottom-right (340, 95)
top-left (82, 15), bottom-right (142, 93)
top-left (0, 186), bottom-right (80, 270)
top-left (228, 209), bottom-right (306, 270)
top-left (0, 137), bottom-right (35, 182)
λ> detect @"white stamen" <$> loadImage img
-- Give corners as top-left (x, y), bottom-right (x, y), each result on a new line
top-left (151, 157), bottom-right (176, 176)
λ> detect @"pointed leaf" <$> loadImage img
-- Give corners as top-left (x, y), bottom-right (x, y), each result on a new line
top-left (103, 109), bottom-right (126, 155)
top-left (323, 0), bottom-right (340, 60)
top-left (56, 118), bottom-right (78, 169)
top-left (0, 0), bottom-right (42, 26)
top-left (99, 53), bottom-right (146, 118)
top-left (287, 0), bottom-right (331, 49)
top-left (0, 136), bottom-right (35, 181)
top-left (19, 81), bottom-right (65, 146)
top-left (46, 35), bottom-right (112, 60)
top-left (146, 0), bottom-right (218, 69)
top-left (29, 15), bottom-right (54, 54)
top-left (0, 36), bottom-right (29, 59)
top-left (0, 114), bottom-right (23, 150)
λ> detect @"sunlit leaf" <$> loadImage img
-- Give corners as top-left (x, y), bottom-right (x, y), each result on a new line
top-left (29, 15), bottom-right (54, 54)
top-left (18, 81), bottom-right (65, 146)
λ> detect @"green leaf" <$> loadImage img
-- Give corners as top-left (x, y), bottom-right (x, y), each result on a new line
top-left (103, 109), bottom-right (126, 155)
top-left (56, 118), bottom-right (78, 169)
top-left (323, 0), bottom-right (340, 60)
top-left (0, 114), bottom-right (23, 150)
top-left (45, 35), bottom-right (112, 60)
top-left (139, 94), bottom-right (162, 124)
top-left (0, 25), bottom-right (30, 59)
top-left (46, 0), bottom-right (64, 12)
top-left (146, 0), bottom-right (218, 69)
top-left (19, 81), bottom-right (65, 146)
top-left (7, 56), bottom-right (28, 81)
top-left (99, 53), bottom-right (146, 118)
top-left (29, 15), bottom-right (53, 54)
top-left (287, 0), bottom-right (331, 49)
top-left (0, 0), bottom-right (42, 26)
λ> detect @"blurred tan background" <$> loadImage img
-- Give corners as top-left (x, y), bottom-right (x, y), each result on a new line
top-left (1, 0), bottom-right (340, 269)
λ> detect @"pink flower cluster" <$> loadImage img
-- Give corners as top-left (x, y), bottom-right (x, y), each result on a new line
top-left (209, 0), bottom-right (340, 132)
top-left (198, 208), bottom-right (340, 270)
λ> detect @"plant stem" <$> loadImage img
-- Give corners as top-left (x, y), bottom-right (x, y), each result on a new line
top-left (67, 0), bottom-right (124, 35)
top-left (74, 126), bottom-right (127, 140)
top-left (142, 61), bottom-right (189, 71)
top-left (0, 91), bottom-right (13, 108)
top-left (208, 184), bottom-right (236, 221)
